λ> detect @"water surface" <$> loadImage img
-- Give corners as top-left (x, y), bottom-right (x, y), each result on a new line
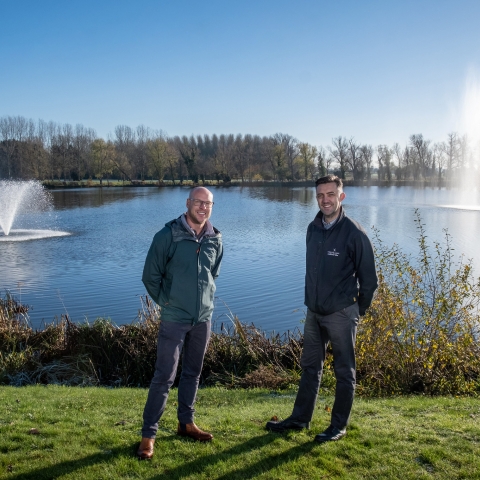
top-left (1, 186), bottom-right (479, 333)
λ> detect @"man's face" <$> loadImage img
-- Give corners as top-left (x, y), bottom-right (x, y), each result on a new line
top-left (316, 182), bottom-right (345, 222)
top-left (186, 187), bottom-right (213, 229)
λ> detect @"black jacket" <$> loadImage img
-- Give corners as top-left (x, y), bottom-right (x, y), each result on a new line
top-left (304, 207), bottom-right (377, 316)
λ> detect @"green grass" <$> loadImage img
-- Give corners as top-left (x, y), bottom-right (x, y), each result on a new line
top-left (0, 386), bottom-right (479, 479)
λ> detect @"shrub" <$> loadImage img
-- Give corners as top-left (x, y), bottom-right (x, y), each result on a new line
top-left (357, 210), bottom-right (480, 395)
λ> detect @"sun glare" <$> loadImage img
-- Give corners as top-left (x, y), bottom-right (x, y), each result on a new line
top-left (462, 68), bottom-right (480, 150)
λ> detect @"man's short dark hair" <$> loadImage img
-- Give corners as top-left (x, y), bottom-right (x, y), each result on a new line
top-left (315, 175), bottom-right (343, 189)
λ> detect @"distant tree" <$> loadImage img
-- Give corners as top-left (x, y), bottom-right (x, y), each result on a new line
top-left (457, 134), bottom-right (470, 170)
top-left (328, 136), bottom-right (349, 179)
top-left (316, 146), bottom-right (328, 177)
top-left (432, 142), bottom-right (446, 182)
top-left (71, 124), bottom-right (96, 181)
top-left (409, 134), bottom-right (431, 180)
top-left (25, 120), bottom-right (49, 179)
top-left (0, 115), bottom-right (30, 178)
top-left (347, 138), bottom-right (364, 181)
top-left (297, 142), bottom-right (317, 180)
top-left (147, 133), bottom-right (177, 183)
top-left (273, 133), bottom-right (299, 180)
top-left (359, 145), bottom-right (374, 181)
top-left (233, 134), bottom-right (252, 182)
top-left (272, 143), bottom-right (288, 180)
top-left (134, 125), bottom-right (152, 181)
top-left (257, 136), bottom-right (274, 180)
top-left (392, 143), bottom-right (405, 180)
top-left (173, 135), bottom-right (199, 182)
top-left (208, 134), bottom-right (222, 181)
top-left (113, 125), bottom-right (137, 181)
top-left (377, 145), bottom-right (393, 181)
top-left (91, 139), bottom-right (115, 184)
top-left (442, 132), bottom-right (460, 176)
top-left (51, 123), bottom-right (74, 181)
top-left (217, 134), bottom-right (235, 181)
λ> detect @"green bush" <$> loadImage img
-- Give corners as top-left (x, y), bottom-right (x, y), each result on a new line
top-left (357, 210), bottom-right (480, 395)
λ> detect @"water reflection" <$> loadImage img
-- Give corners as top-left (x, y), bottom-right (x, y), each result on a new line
top-left (51, 187), bottom-right (153, 210)
top-left (247, 186), bottom-right (315, 205)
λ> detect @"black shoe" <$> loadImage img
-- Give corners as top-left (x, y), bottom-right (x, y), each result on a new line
top-left (266, 417), bottom-right (310, 432)
top-left (314, 425), bottom-right (346, 443)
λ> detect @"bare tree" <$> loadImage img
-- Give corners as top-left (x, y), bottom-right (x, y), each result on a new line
top-left (347, 138), bottom-right (364, 181)
top-left (328, 136), bottom-right (349, 179)
top-left (0, 115), bottom-right (29, 178)
top-left (377, 145), bottom-right (393, 181)
top-left (259, 136), bottom-right (277, 180)
top-left (409, 134), bottom-right (431, 180)
top-left (147, 132), bottom-right (176, 184)
top-left (207, 134), bottom-right (222, 181)
top-left (28, 119), bottom-right (50, 179)
top-left (359, 145), bottom-right (374, 181)
top-left (216, 134), bottom-right (235, 181)
top-left (457, 134), bottom-right (470, 170)
top-left (51, 123), bottom-right (74, 181)
top-left (71, 124), bottom-right (96, 181)
top-left (233, 134), bottom-right (252, 183)
top-left (273, 133), bottom-right (299, 180)
top-left (432, 142), bottom-right (446, 181)
top-left (91, 138), bottom-right (115, 184)
top-left (173, 135), bottom-right (200, 183)
top-left (113, 125), bottom-right (136, 180)
top-left (134, 125), bottom-right (152, 181)
top-left (441, 132), bottom-right (461, 176)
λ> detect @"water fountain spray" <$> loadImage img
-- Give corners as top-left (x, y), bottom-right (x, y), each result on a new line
top-left (0, 180), bottom-right (69, 241)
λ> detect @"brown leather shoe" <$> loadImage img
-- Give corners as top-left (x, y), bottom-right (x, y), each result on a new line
top-left (177, 422), bottom-right (213, 442)
top-left (137, 437), bottom-right (155, 459)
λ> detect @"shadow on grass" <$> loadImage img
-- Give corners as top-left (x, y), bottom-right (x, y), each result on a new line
top-left (6, 445), bottom-right (135, 480)
top-left (157, 433), bottom-right (317, 480)
top-left (6, 433), bottom-right (318, 479)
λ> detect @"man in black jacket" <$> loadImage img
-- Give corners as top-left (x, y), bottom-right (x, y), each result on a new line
top-left (266, 175), bottom-right (377, 442)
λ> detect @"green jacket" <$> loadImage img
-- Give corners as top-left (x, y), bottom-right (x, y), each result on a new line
top-left (142, 216), bottom-right (223, 324)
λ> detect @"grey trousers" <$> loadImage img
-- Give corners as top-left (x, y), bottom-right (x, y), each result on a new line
top-left (141, 320), bottom-right (211, 439)
top-left (291, 304), bottom-right (359, 429)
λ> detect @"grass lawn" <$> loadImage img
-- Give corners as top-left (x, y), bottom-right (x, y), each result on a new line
top-left (0, 386), bottom-right (478, 479)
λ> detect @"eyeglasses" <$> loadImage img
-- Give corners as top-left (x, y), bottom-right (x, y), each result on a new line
top-left (189, 198), bottom-right (214, 208)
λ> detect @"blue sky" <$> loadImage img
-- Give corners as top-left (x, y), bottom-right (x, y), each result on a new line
top-left (1, 0), bottom-right (479, 148)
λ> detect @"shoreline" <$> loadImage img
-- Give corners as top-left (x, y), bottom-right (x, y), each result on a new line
top-left (42, 178), bottom-right (455, 189)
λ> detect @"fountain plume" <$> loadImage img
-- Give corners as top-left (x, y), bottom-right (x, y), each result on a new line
top-left (0, 180), bottom-right (69, 241)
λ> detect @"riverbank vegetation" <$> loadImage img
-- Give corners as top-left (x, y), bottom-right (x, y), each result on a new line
top-left (1, 115), bottom-right (477, 186)
top-left (0, 386), bottom-right (478, 479)
top-left (1, 211), bottom-right (479, 395)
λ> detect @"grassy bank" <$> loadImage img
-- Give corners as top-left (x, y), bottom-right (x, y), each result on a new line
top-left (0, 385), bottom-right (479, 479)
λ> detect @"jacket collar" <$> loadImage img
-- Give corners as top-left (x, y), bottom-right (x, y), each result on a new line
top-left (169, 216), bottom-right (217, 242)
top-left (313, 206), bottom-right (345, 230)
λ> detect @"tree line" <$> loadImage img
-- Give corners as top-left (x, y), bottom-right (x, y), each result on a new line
top-left (0, 115), bottom-right (477, 184)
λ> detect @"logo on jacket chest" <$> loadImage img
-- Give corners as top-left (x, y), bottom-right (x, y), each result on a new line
top-left (327, 248), bottom-right (340, 257)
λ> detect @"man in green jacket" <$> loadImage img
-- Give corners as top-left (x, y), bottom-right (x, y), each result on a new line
top-left (137, 186), bottom-right (223, 460)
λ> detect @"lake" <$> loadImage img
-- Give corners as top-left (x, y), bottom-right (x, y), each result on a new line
top-left (1, 185), bottom-right (480, 333)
